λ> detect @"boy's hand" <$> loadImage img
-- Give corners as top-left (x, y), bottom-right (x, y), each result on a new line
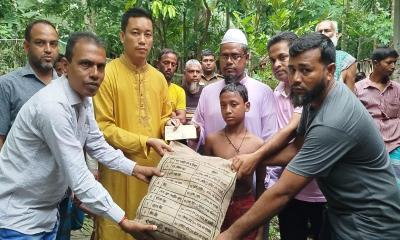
top-left (146, 138), bottom-right (173, 156)
top-left (133, 165), bottom-right (163, 183)
top-left (231, 153), bottom-right (259, 179)
top-left (119, 218), bottom-right (156, 240)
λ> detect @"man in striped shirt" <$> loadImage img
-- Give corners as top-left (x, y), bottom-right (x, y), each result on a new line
top-left (355, 47), bottom-right (400, 187)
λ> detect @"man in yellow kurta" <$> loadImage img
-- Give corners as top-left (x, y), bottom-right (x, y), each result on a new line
top-left (156, 48), bottom-right (186, 124)
top-left (93, 7), bottom-right (176, 240)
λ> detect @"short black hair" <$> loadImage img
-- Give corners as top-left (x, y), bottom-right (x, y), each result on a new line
top-left (289, 33), bottom-right (336, 66)
top-left (24, 20), bottom-right (57, 42)
top-left (371, 47), bottom-right (399, 62)
top-left (355, 72), bottom-right (366, 82)
top-left (201, 49), bottom-right (215, 60)
top-left (65, 32), bottom-right (105, 62)
top-left (267, 31), bottom-right (298, 51)
top-left (158, 48), bottom-right (178, 61)
top-left (121, 7), bottom-right (153, 32)
top-left (220, 82), bottom-right (248, 102)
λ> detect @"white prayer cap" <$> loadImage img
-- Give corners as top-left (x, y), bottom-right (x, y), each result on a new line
top-left (220, 29), bottom-right (248, 45)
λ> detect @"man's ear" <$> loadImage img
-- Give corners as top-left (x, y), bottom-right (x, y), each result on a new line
top-left (60, 57), bottom-right (69, 75)
top-left (119, 31), bottom-right (125, 44)
top-left (245, 101), bottom-right (250, 112)
top-left (326, 63), bottom-right (336, 80)
top-left (64, 57), bottom-right (71, 77)
top-left (23, 40), bottom-right (30, 55)
top-left (336, 32), bottom-right (342, 40)
top-left (245, 53), bottom-right (250, 61)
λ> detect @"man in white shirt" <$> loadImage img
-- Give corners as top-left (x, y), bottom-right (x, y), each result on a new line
top-left (0, 32), bottom-right (167, 239)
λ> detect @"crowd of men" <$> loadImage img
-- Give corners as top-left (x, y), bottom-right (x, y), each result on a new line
top-left (0, 6), bottom-right (399, 240)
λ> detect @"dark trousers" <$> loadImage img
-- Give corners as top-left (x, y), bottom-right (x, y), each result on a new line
top-left (278, 199), bottom-right (326, 240)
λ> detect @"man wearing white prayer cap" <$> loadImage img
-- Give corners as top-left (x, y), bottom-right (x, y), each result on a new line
top-left (221, 28), bottom-right (248, 45)
top-left (190, 28), bottom-right (278, 239)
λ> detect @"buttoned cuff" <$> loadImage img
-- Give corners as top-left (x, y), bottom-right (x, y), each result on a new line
top-left (120, 156), bottom-right (136, 176)
top-left (106, 203), bottom-right (126, 223)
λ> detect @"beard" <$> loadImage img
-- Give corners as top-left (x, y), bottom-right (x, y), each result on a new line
top-left (224, 74), bottom-right (238, 84)
top-left (290, 77), bottom-right (326, 107)
top-left (164, 74), bottom-right (173, 82)
top-left (29, 52), bottom-right (56, 71)
top-left (188, 81), bottom-right (200, 94)
top-left (330, 36), bottom-right (338, 47)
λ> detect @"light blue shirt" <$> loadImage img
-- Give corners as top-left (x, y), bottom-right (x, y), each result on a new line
top-left (0, 63), bottom-right (58, 135)
top-left (0, 77), bottom-right (135, 234)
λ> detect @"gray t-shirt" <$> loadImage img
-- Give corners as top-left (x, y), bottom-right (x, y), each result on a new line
top-left (287, 82), bottom-right (400, 239)
top-left (0, 64), bottom-right (57, 135)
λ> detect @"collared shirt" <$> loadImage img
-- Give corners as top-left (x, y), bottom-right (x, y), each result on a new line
top-left (274, 81), bottom-right (302, 129)
top-left (193, 75), bottom-right (278, 148)
top-left (0, 63), bottom-right (58, 135)
top-left (266, 82), bottom-right (326, 202)
top-left (0, 77), bottom-right (135, 234)
top-left (200, 73), bottom-right (224, 85)
top-left (355, 77), bottom-right (400, 152)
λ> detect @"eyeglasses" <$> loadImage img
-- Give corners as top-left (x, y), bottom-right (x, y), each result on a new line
top-left (219, 54), bottom-right (245, 63)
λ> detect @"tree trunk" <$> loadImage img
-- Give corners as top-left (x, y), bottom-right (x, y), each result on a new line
top-left (182, 0), bottom-right (188, 63)
top-left (196, 0), bottom-right (212, 58)
top-left (393, 0), bottom-right (400, 81)
top-left (82, 0), bottom-right (95, 31)
top-left (226, 5), bottom-right (230, 30)
top-left (394, 0), bottom-right (400, 51)
top-left (356, 37), bottom-right (362, 60)
top-left (341, 0), bottom-right (350, 51)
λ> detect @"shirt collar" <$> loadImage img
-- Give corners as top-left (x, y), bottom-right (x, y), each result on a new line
top-left (120, 53), bottom-right (149, 73)
top-left (60, 76), bottom-right (89, 108)
top-left (239, 73), bottom-right (249, 84)
top-left (362, 76), bottom-right (393, 90)
top-left (20, 63), bottom-right (58, 81)
top-left (275, 81), bottom-right (290, 98)
top-left (202, 73), bottom-right (219, 80)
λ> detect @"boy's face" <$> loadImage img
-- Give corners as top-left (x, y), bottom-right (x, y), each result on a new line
top-left (220, 91), bottom-right (250, 126)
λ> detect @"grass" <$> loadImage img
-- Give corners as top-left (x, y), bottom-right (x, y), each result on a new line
top-left (269, 216), bottom-right (281, 240)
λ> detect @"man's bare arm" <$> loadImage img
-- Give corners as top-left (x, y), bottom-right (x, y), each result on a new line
top-left (0, 135), bottom-right (5, 150)
top-left (232, 113), bottom-right (301, 178)
top-left (342, 63), bottom-right (356, 91)
top-left (216, 169), bottom-right (312, 239)
top-left (258, 135), bottom-right (304, 168)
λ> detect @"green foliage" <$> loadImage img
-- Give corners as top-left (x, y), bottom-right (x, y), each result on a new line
top-left (0, 0), bottom-right (396, 83)
top-left (0, 40), bottom-right (25, 75)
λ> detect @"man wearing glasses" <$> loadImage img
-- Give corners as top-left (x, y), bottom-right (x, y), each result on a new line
top-left (191, 30), bottom-right (278, 238)
top-left (192, 29), bottom-right (278, 153)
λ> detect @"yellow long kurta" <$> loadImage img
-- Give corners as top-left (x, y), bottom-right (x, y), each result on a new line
top-left (93, 54), bottom-right (171, 240)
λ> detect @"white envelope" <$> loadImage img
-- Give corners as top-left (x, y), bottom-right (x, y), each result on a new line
top-left (164, 125), bottom-right (197, 141)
